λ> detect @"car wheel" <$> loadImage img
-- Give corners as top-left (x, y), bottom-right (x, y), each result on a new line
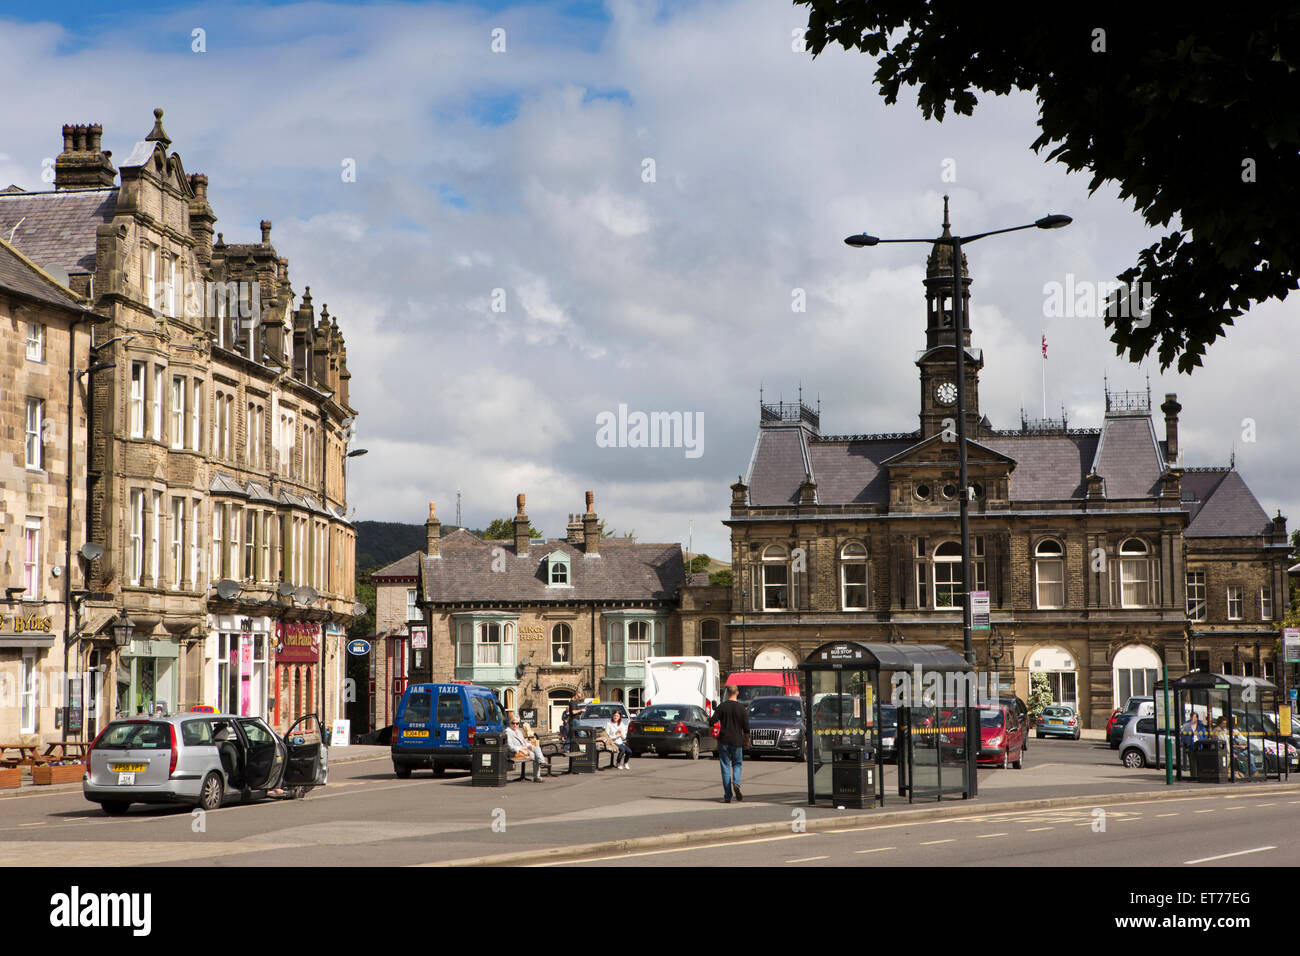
top-left (394, 764), bottom-right (412, 779)
top-left (1013, 746), bottom-right (1024, 770)
top-left (1073, 729), bottom-right (1081, 741)
top-left (1001, 748), bottom-right (1009, 769)
top-left (100, 800), bottom-right (130, 816)
top-left (689, 737), bottom-right (700, 760)
top-left (432, 762), bottom-right (446, 777)
top-left (199, 772), bottom-right (224, 811)
top-left (795, 744), bottom-right (806, 763)
top-left (1122, 748), bottom-right (1147, 769)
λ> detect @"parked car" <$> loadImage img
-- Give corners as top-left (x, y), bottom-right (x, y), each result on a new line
top-left (745, 695), bottom-right (805, 761)
top-left (996, 696), bottom-right (1030, 750)
top-left (571, 702), bottom-right (629, 734)
top-left (976, 705), bottom-right (1025, 768)
top-left (1118, 716), bottom-right (1173, 768)
top-left (627, 703), bottom-right (718, 759)
top-left (83, 711), bottom-right (327, 815)
top-left (391, 682), bottom-right (507, 777)
top-left (725, 669), bottom-right (801, 703)
top-left (1109, 696), bottom-right (1153, 749)
top-left (1036, 704), bottom-right (1081, 740)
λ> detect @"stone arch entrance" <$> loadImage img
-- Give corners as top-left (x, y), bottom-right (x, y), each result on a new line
top-left (752, 646), bottom-right (798, 671)
top-left (1111, 644), bottom-right (1161, 709)
top-left (547, 687), bottom-right (577, 734)
top-left (1027, 645), bottom-right (1078, 712)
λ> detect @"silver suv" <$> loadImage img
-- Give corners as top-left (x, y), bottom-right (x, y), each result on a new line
top-left (83, 712), bottom-right (327, 815)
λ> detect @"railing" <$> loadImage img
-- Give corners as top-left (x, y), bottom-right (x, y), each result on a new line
top-left (1105, 386), bottom-right (1151, 413)
top-left (761, 401), bottom-right (820, 430)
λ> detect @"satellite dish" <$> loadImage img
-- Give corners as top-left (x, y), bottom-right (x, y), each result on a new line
top-left (215, 579), bottom-right (242, 601)
top-left (278, 581), bottom-right (296, 598)
top-left (295, 585), bottom-right (318, 605)
top-left (353, 602), bottom-right (368, 617)
top-left (79, 542), bottom-right (105, 562)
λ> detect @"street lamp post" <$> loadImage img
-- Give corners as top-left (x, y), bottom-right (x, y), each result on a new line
top-left (846, 200), bottom-right (1070, 665)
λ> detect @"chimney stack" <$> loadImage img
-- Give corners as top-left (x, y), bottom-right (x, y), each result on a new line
top-left (514, 494), bottom-right (531, 556)
top-left (260, 220), bottom-right (272, 244)
top-left (425, 501), bottom-right (441, 558)
top-left (54, 121), bottom-right (117, 189)
top-left (582, 491), bottom-right (600, 555)
top-left (566, 513), bottom-right (583, 545)
top-left (1161, 393), bottom-right (1181, 464)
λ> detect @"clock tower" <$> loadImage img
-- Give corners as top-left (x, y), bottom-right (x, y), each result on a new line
top-left (918, 197), bottom-right (983, 440)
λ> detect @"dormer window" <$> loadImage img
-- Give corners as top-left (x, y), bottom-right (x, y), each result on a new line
top-left (546, 551), bottom-right (571, 587)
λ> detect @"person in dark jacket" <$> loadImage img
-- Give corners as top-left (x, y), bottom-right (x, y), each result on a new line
top-left (712, 685), bottom-right (750, 803)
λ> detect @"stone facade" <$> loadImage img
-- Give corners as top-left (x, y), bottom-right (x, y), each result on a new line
top-left (727, 215), bottom-right (1289, 730)
top-left (0, 110), bottom-right (359, 738)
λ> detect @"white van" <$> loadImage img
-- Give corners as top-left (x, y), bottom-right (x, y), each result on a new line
top-left (643, 657), bottom-right (720, 716)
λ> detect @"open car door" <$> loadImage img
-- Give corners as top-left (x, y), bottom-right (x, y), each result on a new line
top-left (283, 714), bottom-right (327, 788)
top-left (239, 717), bottom-right (285, 792)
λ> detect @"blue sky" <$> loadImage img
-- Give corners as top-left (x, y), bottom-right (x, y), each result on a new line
top-left (2, 0), bottom-right (1295, 558)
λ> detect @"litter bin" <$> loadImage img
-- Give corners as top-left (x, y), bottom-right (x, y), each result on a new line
top-left (1190, 737), bottom-right (1227, 783)
top-left (471, 731), bottom-right (510, 787)
top-left (831, 745), bottom-right (874, 809)
top-left (569, 727), bottom-right (599, 774)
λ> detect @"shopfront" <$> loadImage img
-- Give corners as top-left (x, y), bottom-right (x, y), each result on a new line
top-left (117, 637), bottom-right (180, 717)
top-left (273, 620), bottom-right (320, 732)
top-left (208, 615), bottom-right (271, 718)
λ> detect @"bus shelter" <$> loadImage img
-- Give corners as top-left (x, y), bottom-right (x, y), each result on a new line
top-left (801, 641), bottom-right (977, 806)
top-left (1154, 672), bottom-right (1288, 782)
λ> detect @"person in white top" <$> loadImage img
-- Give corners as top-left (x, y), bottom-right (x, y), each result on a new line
top-left (605, 710), bottom-right (633, 769)
top-left (506, 716), bottom-right (547, 782)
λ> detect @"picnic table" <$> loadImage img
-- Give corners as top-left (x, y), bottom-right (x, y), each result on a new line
top-left (0, 741), bottom-right (90, 768)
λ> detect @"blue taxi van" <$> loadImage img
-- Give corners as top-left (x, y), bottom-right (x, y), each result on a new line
top-left (391, 682), bottom-right (507, 777)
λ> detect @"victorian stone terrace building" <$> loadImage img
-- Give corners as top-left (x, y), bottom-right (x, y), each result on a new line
top-left (724, 217), bottom-right (1290, 729)
top-left (0, 110), bottom-right (360, 736)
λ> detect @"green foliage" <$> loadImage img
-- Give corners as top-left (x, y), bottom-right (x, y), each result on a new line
top-left (709, 568), bottom-right (734, 588)
top-left (353, 521), bottom-right (428, 571)
top-left (687, 553), bottom-right (712, 574)
top-left (1027, 672), bottom-right (1054, 717)
top-left (797, 4), bottom-right (1300, 373)
top-left (483, 518), bottom-right (543, 539)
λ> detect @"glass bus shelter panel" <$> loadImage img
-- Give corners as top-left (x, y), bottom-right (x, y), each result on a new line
top-left (908, 705), bottom-right (941, 799)
top-left (809, 669), bottom-right (874, 799)
top-left (939, 706), bottom-right (971, 797)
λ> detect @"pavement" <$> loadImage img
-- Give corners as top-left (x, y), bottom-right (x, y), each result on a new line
top-left (3, 737), bottom-right (1293, 867)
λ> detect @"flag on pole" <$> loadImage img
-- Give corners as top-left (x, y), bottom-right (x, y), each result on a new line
top-left (1041, 333), bottom-right (1047, 358)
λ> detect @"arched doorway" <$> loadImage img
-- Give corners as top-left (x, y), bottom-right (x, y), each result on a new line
top-left (1028, 645), bottom-right (1078, 711)
top-left (547, 688), bottom-right (575, 733)
top-left (752, 646), bottom-right (797, 671)
top-left (1112, 644), bottom-right (1161, 708)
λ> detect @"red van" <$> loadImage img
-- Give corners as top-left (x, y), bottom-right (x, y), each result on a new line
top-left (724, 670), bottom-right (800, 704)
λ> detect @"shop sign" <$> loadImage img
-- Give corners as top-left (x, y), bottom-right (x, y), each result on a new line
top-left (2, 614), bottom-right (54, 634)
top-left (1284, 628), bottom-right (1300, 664)
top-left (347, 639), bottom-right (371, 656)
top-left (275, 621), bottom-right (320, 663)
top-left (410, 626), bottom-right (428, 650)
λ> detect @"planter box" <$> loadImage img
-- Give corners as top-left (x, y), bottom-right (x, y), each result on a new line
top-left (33, 763), bottom-right (84, 786)
top-left (0, 767), bottom-right (20, 789)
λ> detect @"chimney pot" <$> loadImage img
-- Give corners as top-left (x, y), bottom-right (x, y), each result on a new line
top-left (260, 220), bottom-right (272, 244)
top-left (517, 493), bottom-right (527, 517)
top-left (585, 490), bottom-right (595, 514)
top-left (62, 125), bottom-right (75, 152)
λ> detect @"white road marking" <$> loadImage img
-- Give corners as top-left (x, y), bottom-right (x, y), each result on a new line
top-left (976, 833), bottom-right (1007, 839)
top-left (1185, 846), bottom-right (1276, 865)
top-left (920, 839), bottom-right (954, 845)
top-left (1026, 827), bottom-right (1053, 832)
top-left (855, 847), bottom-right (895, 854)
top-left (1194, 809), bottom-right (1216, 814)
top-left (1156, 813), bottom-right (1179, 817)
top-left (785, 855), bottom-right (829, 863)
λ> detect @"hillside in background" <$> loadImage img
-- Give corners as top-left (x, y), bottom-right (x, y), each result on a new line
top-left (355, 521), bottom-right (478, 571)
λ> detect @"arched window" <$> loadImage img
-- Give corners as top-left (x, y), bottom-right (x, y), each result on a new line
top-left (700, 619), bottom-right (721, 659)
top-left (502, 688), bottom-right (515, 711)
top-left (1119, 538), bottom-right (1153, 607)
top-left (762, 545), bottom-right (789, 611)
top-left (551, 622), bottom-right (572, 664)
top-left (1035, 538), bottom-right (1065, 608)
top-left (932, 541), bottom-right (963, 608)
top-left (840, 541), bottom-right (868, 609)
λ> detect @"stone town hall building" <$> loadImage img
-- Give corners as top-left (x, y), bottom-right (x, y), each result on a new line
top-left (720, 221), bottom-right (1291, 729)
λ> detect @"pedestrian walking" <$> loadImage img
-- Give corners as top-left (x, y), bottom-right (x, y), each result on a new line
top-left (711, 685), bottom-right (749, 803)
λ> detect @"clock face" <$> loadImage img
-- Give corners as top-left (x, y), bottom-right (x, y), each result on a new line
top-left (935, 381), bottom-right (958, 406)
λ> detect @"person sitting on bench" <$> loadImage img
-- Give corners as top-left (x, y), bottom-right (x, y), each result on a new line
top-left (507, 716), bottom-right (546, 782)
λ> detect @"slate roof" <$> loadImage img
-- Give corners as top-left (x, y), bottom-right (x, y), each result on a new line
top-left (1089, 413), bottom-right (1165, 498)
top-left (1182, 469), bottom-right (1273, 537)
top-left (374, 551), bottom-right (421, 580)
top-left (982, 435), bottom-right (1100, 500)
top-left (0, 187), bottom-right (117, 276)
top-left (421, 529), bottom-right (685, 604)
top-left (0, 236), bottom-right (90, 312)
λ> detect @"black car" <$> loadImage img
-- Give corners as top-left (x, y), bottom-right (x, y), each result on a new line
top-left (745, 696), bottom-right (805, 761)
top-left (628, 704), bottom-right (718, 760)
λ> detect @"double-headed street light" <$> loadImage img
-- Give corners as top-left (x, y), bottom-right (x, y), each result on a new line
top-left (845, 199), bottom-right (1071, 666)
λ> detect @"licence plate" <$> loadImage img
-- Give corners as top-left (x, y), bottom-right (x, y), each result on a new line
top-left (117, 773), bottom-right (136, 786)
top-left (754, 739), bottom-right (774, 747)
top-left (110, 763), bottom-right (146, 772)
top-left (445, 729), bottom-right (460, 742)
top-left (642, 726), bottom-right (665, 732)
top-left (1049, 720), bottom-right (1063, 725)
top-left (403, 730), bottom-right (429, 738)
